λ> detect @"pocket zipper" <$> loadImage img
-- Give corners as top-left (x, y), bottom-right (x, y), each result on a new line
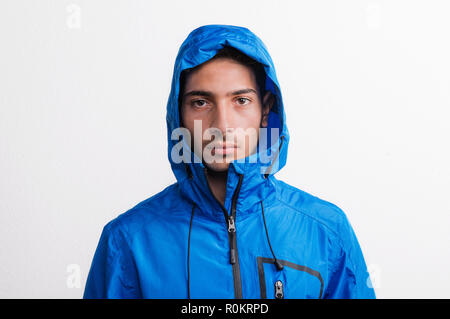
top-left (275, 280), bottom-right (284, 299)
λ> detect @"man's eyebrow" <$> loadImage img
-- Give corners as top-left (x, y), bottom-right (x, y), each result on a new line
top-left (183, 88), bottom-right (257, 99)
top-left (227, 88), bottom-right (258, 96)
top-left (183, 90), bottom-right (213, 99)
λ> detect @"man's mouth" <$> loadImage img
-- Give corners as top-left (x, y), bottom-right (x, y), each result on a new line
top-left (210, 144), bottom-right (238, 156)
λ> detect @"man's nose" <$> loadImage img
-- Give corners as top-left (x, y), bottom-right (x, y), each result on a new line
top-left (211, 102), bottom-right (233, 136)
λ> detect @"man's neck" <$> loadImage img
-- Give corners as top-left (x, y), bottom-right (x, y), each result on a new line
top-left (205, 168), bottom-right (228, 207)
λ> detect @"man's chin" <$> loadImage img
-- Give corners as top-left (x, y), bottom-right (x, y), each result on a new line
top-left (203, 161), bottom-right (231, 173)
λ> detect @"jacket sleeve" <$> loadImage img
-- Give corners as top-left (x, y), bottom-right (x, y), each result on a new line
top-left (324, 211), bottom-right (376, 299)
top-left (83, 220), bottom-right (141, 299)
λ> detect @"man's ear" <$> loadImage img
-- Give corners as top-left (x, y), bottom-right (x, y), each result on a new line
top-left (261, 91), bottom-right (274, 128)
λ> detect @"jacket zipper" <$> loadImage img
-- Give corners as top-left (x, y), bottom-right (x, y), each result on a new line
top-left (204, 168), bottom-right (244, 299)
top-left (275, 280), bottom-right (284, 299)
top-left (229, 174), bottom-right (244, 298)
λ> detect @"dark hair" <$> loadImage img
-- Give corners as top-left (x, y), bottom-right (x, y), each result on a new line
top-left (178, 46), bottom-right (267, 124)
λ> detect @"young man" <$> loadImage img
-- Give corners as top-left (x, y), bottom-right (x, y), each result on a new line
top-left (83, 24), bottom-right (376, 299)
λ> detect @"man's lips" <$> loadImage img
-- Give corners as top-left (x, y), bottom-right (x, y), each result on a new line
top-left (210, 144), bottom-right (238, 155)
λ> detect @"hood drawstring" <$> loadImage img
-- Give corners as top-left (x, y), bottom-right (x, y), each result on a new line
top-left (261, 200), bottom-right (284, 271)
top-left (187, 202), bottom-right (196, 299)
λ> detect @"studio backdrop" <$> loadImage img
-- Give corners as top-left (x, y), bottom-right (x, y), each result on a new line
top-left (0, 0), bottom-right (449, 298)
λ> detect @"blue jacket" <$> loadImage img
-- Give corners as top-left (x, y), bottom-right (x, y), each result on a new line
top-left (83, 24), bottom-right (376, 299)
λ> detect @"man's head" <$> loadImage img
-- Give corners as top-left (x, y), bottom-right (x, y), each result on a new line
top-left (179, 46), bottom-right (274, 172)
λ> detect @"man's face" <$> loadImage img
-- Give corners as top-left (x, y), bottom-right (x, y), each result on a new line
top-left (180, 57), bottom-right (273, 172)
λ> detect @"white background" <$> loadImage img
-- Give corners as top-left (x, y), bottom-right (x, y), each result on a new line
top-left (1, 0), bottom-right (449, 298)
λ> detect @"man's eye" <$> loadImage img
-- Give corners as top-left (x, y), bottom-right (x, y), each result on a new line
top-left (191, 99), bottom-right (208, 108)
top-left (236, 97), bottom-right (251, 105)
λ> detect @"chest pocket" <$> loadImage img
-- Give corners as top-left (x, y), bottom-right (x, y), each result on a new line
top-left (257, 257), bottom-right (324, 299)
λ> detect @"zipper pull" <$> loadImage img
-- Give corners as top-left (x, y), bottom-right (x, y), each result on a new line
top-left (228, 215), bottom-right (236, 233)
top-left (275, 280), bottom-right (284, 299)
top-left (228, 216), bottom-right (236, 264)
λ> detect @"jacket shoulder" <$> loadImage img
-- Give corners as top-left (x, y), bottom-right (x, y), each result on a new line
top-left (273, 178), bottom-right (351, 240)
top-left (103, 182), bottom-right (186, 235)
